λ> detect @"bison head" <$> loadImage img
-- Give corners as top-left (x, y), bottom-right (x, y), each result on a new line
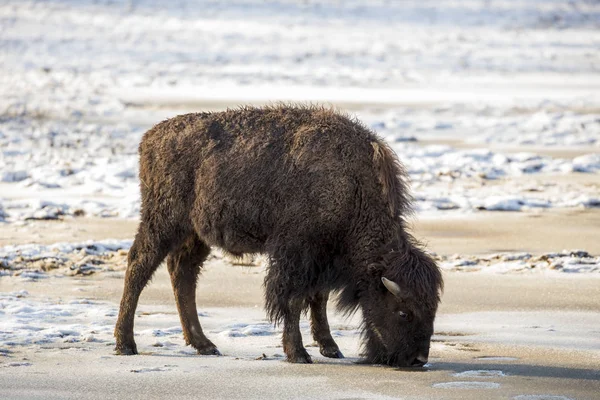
top-left (359, 249), bottom-right (442, 367)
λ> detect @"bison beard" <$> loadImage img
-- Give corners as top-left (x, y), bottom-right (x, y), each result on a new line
top-left (114, 105), bottom-right (443, 367)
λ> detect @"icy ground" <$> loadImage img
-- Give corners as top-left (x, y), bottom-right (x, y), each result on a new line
top-left (0, 288), bottom-right (296, 360)
top-left (1, 283), bottom-right (598, 366)
top-left (2, 239), bottom-right (599, 281)
top-left (1, 0), bottom-right (599, 221)
top-left (2, 5), bottom-right (600, 398)
top-left (3, 273), bottom-right (598, 400)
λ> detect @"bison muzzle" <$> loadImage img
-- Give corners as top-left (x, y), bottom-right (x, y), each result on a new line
top-left (114, 105), bottom-right (443, 367)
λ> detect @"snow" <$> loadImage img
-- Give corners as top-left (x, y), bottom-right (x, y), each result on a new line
top-left (572, 154), bottom-right (600, 172)
top-left (0, 290), bottom-right (117, 348)
top-left (0, 0), bottom-right (599, 222)
top-left (368, 108), bottom-right (600, 149)
top-left (0, 239), bottom-right (132, 261)
top-left (432, 381), bottom-right (501, 389)
top-left (453, 370), bottom-right (506, 378)
top-left (0, 239), bottom-right (132, 276)
top-left (1, 122), bottom-right (599, 219)
top-left (138, 327), bottom-right (184, 337)
top-left (476, 356), bottom-right (518, 361)
top-left (3, 282), bottom-right (596, 360)
top-left (1, 239), bottom-right (598, 276)
top-left (0, 288), bottom-right (307, 359)
top-left (438, 250), bottom-right (600, 274)
top-left (218, 323), bottom-right (277, 338)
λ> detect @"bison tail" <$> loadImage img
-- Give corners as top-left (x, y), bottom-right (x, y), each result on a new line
top-left (370, 139), bottom-right (412, 219)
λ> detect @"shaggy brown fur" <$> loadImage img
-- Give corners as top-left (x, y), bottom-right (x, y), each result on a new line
top-left (114, 105), bottom-right (443, 366)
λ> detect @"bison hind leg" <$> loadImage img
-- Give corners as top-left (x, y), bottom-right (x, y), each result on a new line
top-left (281, 298), bottom-right (312, 364)
top-left (264, 245), bottom-right (316, 364)
top-left (264, 278), bottom-right (312, 363)
top-left (310, 292), bottom-right (343, 359)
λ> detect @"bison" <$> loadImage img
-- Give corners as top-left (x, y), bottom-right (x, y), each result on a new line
top-left (114, 105), bottom-right (443, 367)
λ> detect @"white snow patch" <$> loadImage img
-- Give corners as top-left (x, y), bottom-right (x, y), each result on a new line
top-left (439, 251), bottom-right (600, 274)
top-left (0, 239), bottom-right (132, 274)
top-left (432, 381), bottom-right (501, 389)
top-left (453, 370), bottom-right (506, 378)
top-left (572, 154), bottom-right (600, 172)
top-left (218, 323), bottom-right (276, 338)
top-left (0, 291), bottom-right (118, 348)
top-left (138, 327), bottom-right (183, 338)
top-left (476, 356), bottom-right (518, 361)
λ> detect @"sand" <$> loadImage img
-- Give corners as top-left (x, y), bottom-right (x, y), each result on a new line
top-left (416, 209), bottom-right (600, 255)
top-left (1, 265), bottom-right (599, 400)
top-left (3, 208), bottom-right (600, 254)
top-left (1, 213), bottom-right (600, 400)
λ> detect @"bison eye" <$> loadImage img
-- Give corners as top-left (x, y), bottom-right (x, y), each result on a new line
top-left (398, 311), bottom-right (413, 322)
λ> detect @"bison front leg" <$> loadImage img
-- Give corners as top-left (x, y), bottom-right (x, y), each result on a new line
top-left (167, 235), bottom-right (220, 356)
top-left (310, 292), bottom-right (343, 358)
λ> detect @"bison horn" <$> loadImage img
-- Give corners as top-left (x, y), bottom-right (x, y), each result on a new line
top-left (381, 277), bottom-right (402, 298)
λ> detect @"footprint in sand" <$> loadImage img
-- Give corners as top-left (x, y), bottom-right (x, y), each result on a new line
top-left (432, 381), bottom-right (500, 389)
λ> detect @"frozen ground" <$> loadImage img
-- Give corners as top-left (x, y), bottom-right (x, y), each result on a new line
top-left (2, 238), bottom-right (600, 278)
top-left (1, 0), bottom-right (600, 220)
top-left (1, 215), bottom-right (600, 399)
top-left (1, 260), bottom-right (599, 400)
top-left (1, 2), bottom-right (600, 398)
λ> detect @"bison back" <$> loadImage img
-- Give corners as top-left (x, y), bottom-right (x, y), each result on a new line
top-left (138, 106), bottom-right (402, 255)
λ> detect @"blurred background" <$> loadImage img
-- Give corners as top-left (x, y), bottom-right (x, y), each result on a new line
top-left (0, 0), bottom-right (599, 223)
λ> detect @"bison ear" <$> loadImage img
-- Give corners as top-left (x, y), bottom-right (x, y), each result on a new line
top-left (381, 277), bottom-right (403, 298)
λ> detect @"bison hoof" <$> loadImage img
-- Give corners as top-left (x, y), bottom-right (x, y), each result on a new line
top-left (286, 349), bottom-right (313, 364)
top-left (320, 346), bottom-right (344, 359)
top-left (196, 344), bottom-right (222, 356)
top-left (115, 343), bottom-right (138, 355)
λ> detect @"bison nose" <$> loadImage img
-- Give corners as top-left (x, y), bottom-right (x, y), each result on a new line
top-left (410, 354), bottom-right (428, 367)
